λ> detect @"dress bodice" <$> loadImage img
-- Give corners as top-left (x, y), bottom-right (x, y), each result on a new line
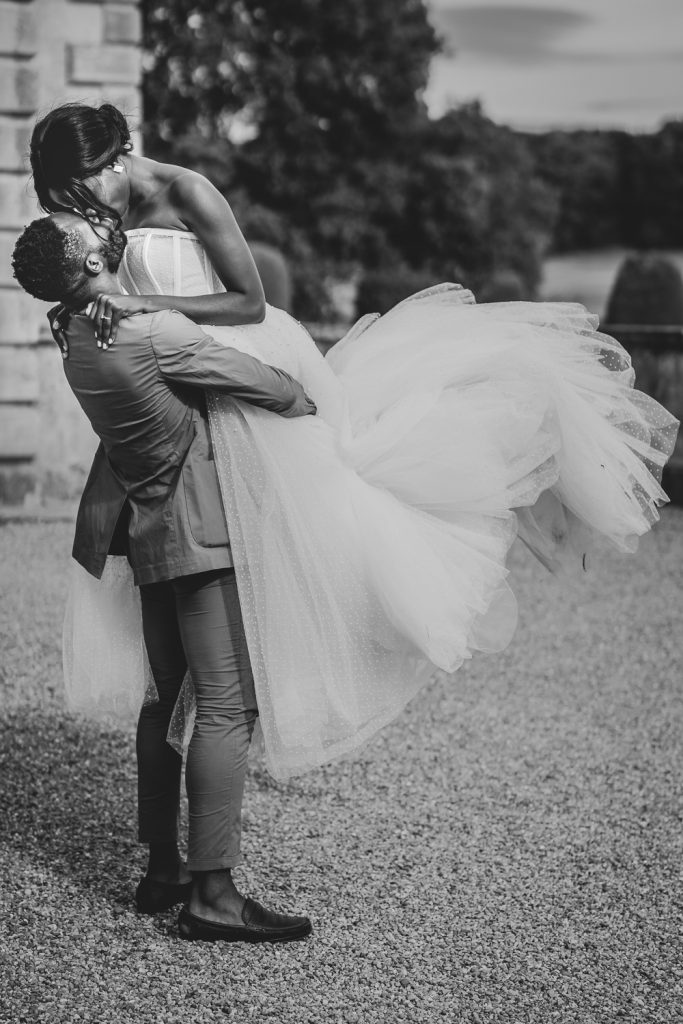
top-left (117, 227), bottom-right (347, 422)
top-left (119, 228), bottom-right (225, 298)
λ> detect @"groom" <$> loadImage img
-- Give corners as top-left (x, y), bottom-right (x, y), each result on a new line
top-left (12, 212), bottom-right (314, 943)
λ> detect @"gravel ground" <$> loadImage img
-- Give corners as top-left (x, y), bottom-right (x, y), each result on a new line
top-left (1, 514), bottom-right (682, 1024)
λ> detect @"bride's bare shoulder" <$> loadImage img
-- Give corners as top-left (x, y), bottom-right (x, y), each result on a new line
top-left (162, 169), bottom-right (240, 236)
top-left (139, 157), bottom-right (224, 208)
top-left (137, 159), bottom-right (241, 239)
top-left (164, 167), bottom-right (225, 204)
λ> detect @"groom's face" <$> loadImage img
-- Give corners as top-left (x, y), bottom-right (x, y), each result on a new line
top-left (52, 211), bottom-right (128, 275)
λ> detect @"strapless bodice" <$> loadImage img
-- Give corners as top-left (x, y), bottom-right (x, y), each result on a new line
top-left (119, 228), bottom-right (225, 297)
top-left (117, 227), bottom-right (347, 421)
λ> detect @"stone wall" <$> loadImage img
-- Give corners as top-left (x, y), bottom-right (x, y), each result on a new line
top-left (0, 0), bottom-right (142, 505)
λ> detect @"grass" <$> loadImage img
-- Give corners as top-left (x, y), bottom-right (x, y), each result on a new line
top-left (1, 514), bottom-right (682, 1023)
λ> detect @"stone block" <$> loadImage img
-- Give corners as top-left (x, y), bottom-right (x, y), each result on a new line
top-left (0, 228), bottom-right (26, 284)
top-left (67, 44), bottom-right (141, 85)
top-left (0, 232), bottom-right (15, 285)
top-left (0, 287), bottom-right (47, 343)
top-left (0, 118), bottom-right (31, 172)
top-left (0, 59), bottom-right (38, 113)
top-left (36, 337), bottom-right (98, 487)
top-left (0, 2), bottom-right (37, 57)
top-left (0, 462), bottom-right (38, 505)
top-left (0, 171), bottom-right (39, 227)
top-left (0, 346), bottom-right (39, 400)
top-left (62, 85), bottom-right (104, 108)
top-left (104, 4), bottom-right (141, 44)
top-left (0, 403), bottom-right (40, 457)
top-left (36, 2), bottom-right (101, 50)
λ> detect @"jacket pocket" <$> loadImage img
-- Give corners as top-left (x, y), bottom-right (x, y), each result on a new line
top-left (183, 459), bottom-right (230, 548)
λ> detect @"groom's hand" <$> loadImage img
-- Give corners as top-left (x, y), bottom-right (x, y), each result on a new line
top-left (300, 392), bottom-right (317, 417)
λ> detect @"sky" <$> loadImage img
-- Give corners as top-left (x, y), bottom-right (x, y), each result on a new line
top-left (426, 0), bottom-right (683, 131)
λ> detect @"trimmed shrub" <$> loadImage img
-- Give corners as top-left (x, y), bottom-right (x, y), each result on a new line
top-left (478, 270), bottom-right (527, 303)
top-left (248, 242), bottom-right (293, 313)
top-left (356, 266), bottom-right (439, 316)
top-left (604, 253), bottom-right (683, 325)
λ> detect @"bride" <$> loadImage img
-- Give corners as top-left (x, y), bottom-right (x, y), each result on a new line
top-left (31, 103), bottom-right (679, 779)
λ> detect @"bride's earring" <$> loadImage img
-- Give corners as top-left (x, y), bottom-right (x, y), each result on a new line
top-left (112, 163), bottom-right (124, 174)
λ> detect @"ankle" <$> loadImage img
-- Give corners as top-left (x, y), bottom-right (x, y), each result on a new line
top-left (147, 841), bottom-right (182, 874)
top-left (192, 868), bottom-right (240, 903)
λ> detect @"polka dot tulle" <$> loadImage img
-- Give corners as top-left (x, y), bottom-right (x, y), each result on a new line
top-left (63, 234), bottom-right (680, 778)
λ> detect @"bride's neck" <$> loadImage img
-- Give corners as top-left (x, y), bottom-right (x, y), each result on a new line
top-left (120, 155), bottom-right (186, 230)
top-left (124, 154), bottom-right (161, 213)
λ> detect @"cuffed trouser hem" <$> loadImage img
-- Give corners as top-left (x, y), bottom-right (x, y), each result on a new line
top-left (187, 853), bottom-right (244, 873)
top-left (138, 831), bottom-right (180, 844)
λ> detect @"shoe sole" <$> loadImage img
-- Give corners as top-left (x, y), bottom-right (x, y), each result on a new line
top-left (178, 916), bottom-right (312, 944)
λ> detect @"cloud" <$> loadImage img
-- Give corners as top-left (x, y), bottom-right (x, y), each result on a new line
top-left (430, 4), bottom-right (592, 64)
top-left (587, 97), bottom-right (680, 113)
top-left (426, 0), bottom-right (683, 129)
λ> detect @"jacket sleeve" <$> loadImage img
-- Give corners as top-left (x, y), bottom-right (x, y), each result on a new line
top-left (149, 310), bottom-right (316, 418)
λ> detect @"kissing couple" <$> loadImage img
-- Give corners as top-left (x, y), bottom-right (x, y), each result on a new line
top-left (11, 103), bottom-right (678, 945)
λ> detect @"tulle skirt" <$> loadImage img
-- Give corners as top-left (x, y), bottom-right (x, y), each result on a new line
top-left (62, 288), bottom-right (679, 778)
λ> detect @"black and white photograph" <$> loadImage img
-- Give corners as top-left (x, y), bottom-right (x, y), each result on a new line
top-left (1, 0), bottom-right (682, 1021)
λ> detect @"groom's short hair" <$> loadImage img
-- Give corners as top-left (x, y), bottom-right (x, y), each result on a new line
top-left (12, 217), bottom-right (86, 302)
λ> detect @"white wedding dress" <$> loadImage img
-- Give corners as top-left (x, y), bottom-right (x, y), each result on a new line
top-left (63, 228), bottom-right (679, 779)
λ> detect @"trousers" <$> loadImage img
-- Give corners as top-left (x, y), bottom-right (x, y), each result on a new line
top-left (136, 568), bottom-right (258, 871)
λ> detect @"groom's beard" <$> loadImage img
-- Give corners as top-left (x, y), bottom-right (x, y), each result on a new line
top-left (102, 227), bottom-right (127, 273)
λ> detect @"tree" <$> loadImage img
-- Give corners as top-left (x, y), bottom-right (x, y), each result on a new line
top-left (143, 0), bottom-right (439, 313)
top-left (402, 104), bottom-right (556, 295)
top-left (622, 121), bottom-right (683, 249)
top-left (142, 2), bottom-right (555, 314)
top-left (522, 130), bottom-right (625, 251)
top-left (523, 121), bottom-right (683, 254)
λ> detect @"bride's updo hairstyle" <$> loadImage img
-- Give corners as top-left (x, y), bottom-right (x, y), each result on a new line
top-left (30, 102), bottom-right (132, 223)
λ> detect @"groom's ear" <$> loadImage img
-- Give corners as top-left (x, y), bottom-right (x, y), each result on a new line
top-left (84, 251), bottom-right (105, 276)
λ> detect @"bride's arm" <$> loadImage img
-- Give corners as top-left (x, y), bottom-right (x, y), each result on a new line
top-left (91, 174), bottom-right (266, 346)
top-left (168, 173), bottom-right (266, 326)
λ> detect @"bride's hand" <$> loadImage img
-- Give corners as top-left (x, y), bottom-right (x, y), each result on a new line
top-left (86, 293), bottom-right (150, 348)
top-left (47, 304), bottom-right (71, 358)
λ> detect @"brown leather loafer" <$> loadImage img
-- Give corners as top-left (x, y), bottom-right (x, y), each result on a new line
top-left (178, 898), bottom-right (312, 943)
top-left (135, 876), bottom-right (193, 915)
